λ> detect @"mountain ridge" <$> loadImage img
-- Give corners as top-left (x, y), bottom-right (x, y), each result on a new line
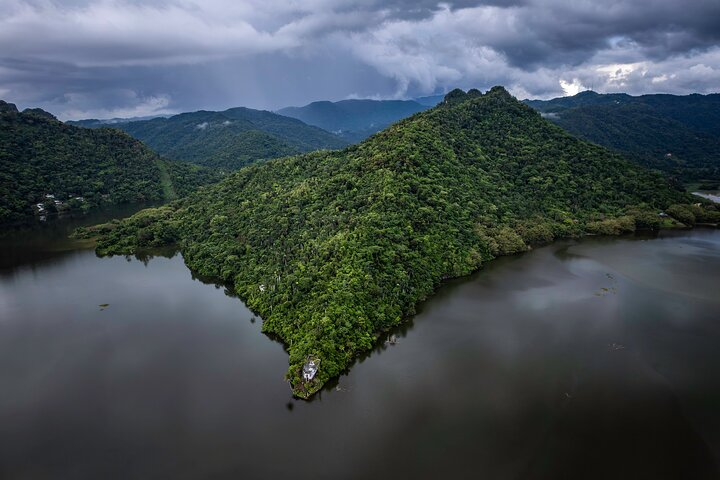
top-left (82, 86), bottom-right (705, 397)
top-left (0, 102), bottom-right (221, 225)
top-left (276, 98), bottom-right (430, 142)
top-left (71, 107), bottom-right (349, 170)
top-left (525, 91), bottom-right (720, 184)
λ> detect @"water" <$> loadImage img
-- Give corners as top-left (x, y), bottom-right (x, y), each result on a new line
top-left (693, 191), bottom-right (720, 204)
top-left (1, 213), bottom-right (719, 479)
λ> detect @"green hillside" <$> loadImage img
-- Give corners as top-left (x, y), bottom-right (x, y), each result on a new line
top-left (75, 107), bottom-right (349, 170)
top-left (526, 91), bottom-right (720, 185)
top-left (83, 87), bottom-right (699, 398)
top-left (277, 99), bottom-right (429, 142)
top-left (0, 100), bottom-right (221, 225)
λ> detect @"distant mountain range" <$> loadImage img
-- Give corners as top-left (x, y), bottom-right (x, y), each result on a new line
top-left (70, 97), bottom-right (447, 165)
top-left (276, 99), bottom-right (432, 142)
top-left (525, 91), bottom-right (720, 185)
top-left (69, 114), bottom-right (170, 127)
top-left (66, 91), bottom-right (720, 187)
top-left (70, 108), bottom-right (349, 170)
top-left (413, 94), bottom-right (445, 107)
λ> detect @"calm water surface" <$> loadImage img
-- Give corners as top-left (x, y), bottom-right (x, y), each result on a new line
top-left (1, 212), bottom-right (719, 479)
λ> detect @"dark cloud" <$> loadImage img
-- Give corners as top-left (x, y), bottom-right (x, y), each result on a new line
top-left (449, 0), bottom-right (720, 69)
top-left (0, 0), bottom-right (718, 119)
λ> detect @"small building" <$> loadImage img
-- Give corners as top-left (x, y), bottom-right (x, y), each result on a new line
top-left (658, 212), bottom-right (669, 218)
top-left (302, 358), bottom-right (320, 381)
top-left (45, 194), bottom-right (55, 199)
top-left (35, 203), bottom-right (45, 212)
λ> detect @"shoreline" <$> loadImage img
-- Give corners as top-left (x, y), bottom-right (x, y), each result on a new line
top-left (98, 223), bottom-right (715, 399)
top-left (286, 224), bottom-right (718, 398)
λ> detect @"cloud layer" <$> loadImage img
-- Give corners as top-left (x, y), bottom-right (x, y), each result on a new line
top-left (1, 0), bottom-right (718, 119)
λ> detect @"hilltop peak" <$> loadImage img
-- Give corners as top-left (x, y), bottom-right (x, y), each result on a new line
top-left (443, 86), bottom-right (515, 106)
top-left (442, 88), bottom-right (470, 104)
top-left (0, 100), bottom-right (19, 113)
top-left (487, 85), bottom-right (511, 97)
top-left (574, 90), bottom-right (599, 97)
top-left (22, 108), bottom-right (57, 121)
top-left (0, 103), bottom-right (58, 120)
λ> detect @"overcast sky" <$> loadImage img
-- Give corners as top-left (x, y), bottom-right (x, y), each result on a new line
top-left (1, 0), bottom-right (719, 120)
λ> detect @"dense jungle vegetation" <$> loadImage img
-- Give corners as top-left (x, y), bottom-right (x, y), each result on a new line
top-left (81, 87), bottom-right (714, 398)
top-left (526, 91), bottom-right (720, 185)
top-left (0, 101), bottom-right (221, 225)
top-left (73, 107), bottom-right (349, 170)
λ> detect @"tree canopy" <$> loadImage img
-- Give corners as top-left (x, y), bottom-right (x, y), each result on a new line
top-left (83, 87), bottom-right (697, 397)
top-left (526, 91), bottom-right (720, 185)
top-left (0, 102), bottom-right (221, 224)
top-left (72, 107), bottom-right (349, 170)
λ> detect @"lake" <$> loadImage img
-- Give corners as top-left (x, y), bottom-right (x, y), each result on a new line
top-left (1, 211), bottom-right (719, 479)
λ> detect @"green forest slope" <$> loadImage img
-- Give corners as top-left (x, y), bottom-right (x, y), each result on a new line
top-left (73, 107), bottom-right (349, 170)
top-left (525, 91), bottom-right (720, 185)
top-left (0, 100), bottom-right (221, 224)
top-left (84, 87), bottom-right (703, 397)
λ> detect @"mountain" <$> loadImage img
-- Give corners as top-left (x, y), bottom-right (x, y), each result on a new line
top-left (0, 101), bottom-right (221, 225)
top-left (276, 99), bottom-right (430, 142)
top-left (413, 94), bottom-right (445, 107)
top-left (82, 87), bottom-right (702, 398)
top-left (72, 108), bottom-right (349, 170)
top-left (524, 90), bottom-right (634, 112)
top-left (67, 114), bottom-right (170, 128)
top-left (525, 91), bottom-right (720, 186)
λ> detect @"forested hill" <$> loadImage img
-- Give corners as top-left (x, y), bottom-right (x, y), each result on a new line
top-left (85, 86), bottom-right (701, 398)
top-left (525, 91), bottom-right (720, 185)
top-left (0, 101), bottom-right (221, 225)
top-left (276, 99), bottom-right (430, 142)
top-left (71, 108), bottom-right (349, 170)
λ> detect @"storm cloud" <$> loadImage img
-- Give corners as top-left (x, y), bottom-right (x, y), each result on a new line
top-left (1, 0), bottom-right (718, 119)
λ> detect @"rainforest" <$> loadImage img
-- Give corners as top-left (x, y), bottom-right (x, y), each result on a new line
top-left (76, 87), bottom-right (719, 397)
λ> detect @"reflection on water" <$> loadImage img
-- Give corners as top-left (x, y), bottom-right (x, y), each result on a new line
top-left (0, 203), bottom-right (157, 274)
top-left (0, 218), bottom-right (719, 479)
